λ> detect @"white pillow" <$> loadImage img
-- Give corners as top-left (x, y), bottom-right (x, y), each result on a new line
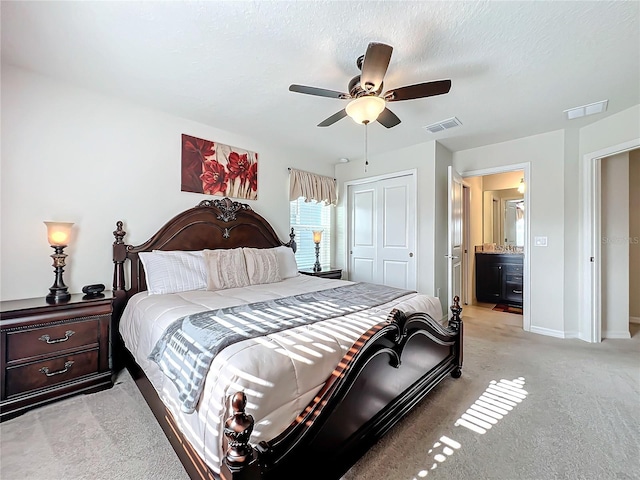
top-left (139, 250), bottom-right (207, 295)
top-left (243, 248), bottom-right (282, 285)
top-left (274, 245), bottom-right (299, 279)
top-left (203, 248), bottom-right (250, 290)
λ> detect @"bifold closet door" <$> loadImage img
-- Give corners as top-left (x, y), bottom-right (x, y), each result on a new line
top-left (348, 174), bottom-right (416, 290)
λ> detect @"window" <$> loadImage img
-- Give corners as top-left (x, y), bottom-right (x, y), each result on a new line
top-left (289, 197), bottom-right (332, 269)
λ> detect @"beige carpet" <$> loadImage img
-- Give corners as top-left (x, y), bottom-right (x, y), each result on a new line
top-left (1, 306), bottom-right (638, 480)
top-left (0, 367), bottom-right (190, 480)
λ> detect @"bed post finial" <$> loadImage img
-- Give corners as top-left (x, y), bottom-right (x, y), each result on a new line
top-left (222, 392), bottom-right (261, 480)
top-left (286, 228), bottom-right (297, 253)
top-left (113, 221), bottom-right (127, 295)
top-left (113, 221), bottom-right (126, 244)
top-left (449, 296), bottom-right (463, 378)
top-left (449, 295), bottom-right (462, 330)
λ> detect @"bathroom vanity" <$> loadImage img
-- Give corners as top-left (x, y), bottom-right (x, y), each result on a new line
top-left (475, 253), bottom-right (523, 306)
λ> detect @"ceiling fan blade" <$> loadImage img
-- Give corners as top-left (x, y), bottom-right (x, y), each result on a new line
top-left (289, 84), bottom-right (350, 99)
top-left (318, 109), bottom-right (348, 127)
top-left (385, 79), bottom-right (452, 102)
top-left (377, 108), bottom-right (401, 128)
top-left (360, 42), bottom-right (393, 93)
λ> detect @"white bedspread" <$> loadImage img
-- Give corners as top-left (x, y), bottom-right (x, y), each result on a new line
top-left (119, 275), bottom-right (442, 473)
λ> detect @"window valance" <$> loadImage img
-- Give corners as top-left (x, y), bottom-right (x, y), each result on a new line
top-left (288, 168), bottom-right (337, 206)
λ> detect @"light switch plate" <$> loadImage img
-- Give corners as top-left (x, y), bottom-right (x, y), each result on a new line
top-left (534, 236), bottom-right (548, 247)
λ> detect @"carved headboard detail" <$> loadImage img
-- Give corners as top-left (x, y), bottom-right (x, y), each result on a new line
top-left (112, 198), bottom-right (295, 321)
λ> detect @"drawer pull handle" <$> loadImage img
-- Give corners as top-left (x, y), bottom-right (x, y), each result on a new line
top-left (513, 290), bottom-right (523, 294)
top-left (39, 361), bottom-right (74, 377)
top-left (39, 330), bottom-right (75, 344)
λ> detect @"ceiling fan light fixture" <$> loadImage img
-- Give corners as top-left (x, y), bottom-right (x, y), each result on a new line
top-left (345, 96), bottom-right (386, 124)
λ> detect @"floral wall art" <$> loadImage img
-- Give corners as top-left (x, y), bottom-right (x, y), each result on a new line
top-left (181, 134), bottom-right (258, 200)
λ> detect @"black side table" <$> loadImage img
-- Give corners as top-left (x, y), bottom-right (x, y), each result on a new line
top-left (298, 267), bottom-right (343, 280)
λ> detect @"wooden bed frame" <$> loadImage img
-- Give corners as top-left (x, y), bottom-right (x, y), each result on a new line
top-left (111, 198), bottom-right (463, 480)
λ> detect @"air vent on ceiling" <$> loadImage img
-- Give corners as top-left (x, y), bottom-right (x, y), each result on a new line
top-left (424, 117), bottom-right (462, 134)
top-left (563, 100), bottom-right (608, 120)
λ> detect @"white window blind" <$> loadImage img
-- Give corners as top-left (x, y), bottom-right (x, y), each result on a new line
top-left (289, 197), bottom-right (332, 269)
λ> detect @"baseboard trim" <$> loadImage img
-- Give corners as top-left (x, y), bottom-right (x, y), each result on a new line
top-left (630, 316), bottom-right (640, 324)
top-left (604, 330), bottom-right (631, 339)
top-left (529, 326), bottom-right (573, 339)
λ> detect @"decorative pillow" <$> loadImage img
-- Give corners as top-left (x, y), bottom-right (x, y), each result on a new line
top-left (138, 250), bottom-right (207, 295)
top-left (243, 248), bottom-right (282, 285)
top-left (203, 248), bottom-right (250, 290)
top-left (274, 245), bottom-right (299, 279)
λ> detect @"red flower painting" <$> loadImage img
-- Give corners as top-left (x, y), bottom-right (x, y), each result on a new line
top-left (200, 159), bottom-right (228, 196)
top-left (181, 134), bottom-right (258, 200)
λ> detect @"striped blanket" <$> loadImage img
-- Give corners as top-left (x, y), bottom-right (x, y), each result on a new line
top-left (149, 282), bottom-right (413, 413)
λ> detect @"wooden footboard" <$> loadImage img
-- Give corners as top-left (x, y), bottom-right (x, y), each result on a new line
top-left (221, 298), bottom-right (463, 480)
top-left (111, 199), bottom-right (463, 480)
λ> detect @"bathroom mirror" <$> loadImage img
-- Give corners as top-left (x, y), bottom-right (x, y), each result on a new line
top-left (483, 188), bottom-right (524, 247)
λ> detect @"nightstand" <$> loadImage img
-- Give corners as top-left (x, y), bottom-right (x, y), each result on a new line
top-left (0, 292), bottom-right (113, 421)
top-left (299, 267), bottom-right (343, 280)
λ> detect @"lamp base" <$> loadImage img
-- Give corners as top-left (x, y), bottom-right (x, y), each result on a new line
top-left (313, 242), bottom-right (322, 272)
top-left (47, 245), bottom-right (71, 304)
top-left (46, 288), bottom-right (71, 304)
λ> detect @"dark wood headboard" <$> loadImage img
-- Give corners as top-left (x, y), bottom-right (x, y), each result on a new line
top-left (112, 198), bottom-right (295, 321)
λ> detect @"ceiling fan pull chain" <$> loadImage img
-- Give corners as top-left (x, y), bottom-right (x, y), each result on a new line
top-left (364, 122), bottom-right (369, 173)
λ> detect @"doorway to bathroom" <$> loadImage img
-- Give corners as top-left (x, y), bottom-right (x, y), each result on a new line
top-left (460, 164), bottom-right (530, 332)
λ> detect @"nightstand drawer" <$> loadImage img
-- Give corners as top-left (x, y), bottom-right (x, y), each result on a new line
top-left (6, 316), bottom-right (103, 362)
top-left (5, 349), bottom-right (99, 397)
top-left (1, 293), bottom-right (113, 421)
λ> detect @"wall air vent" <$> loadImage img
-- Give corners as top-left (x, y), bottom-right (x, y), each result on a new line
top-left (563, 100), bottom-right (608, 120)
top-left (424, 117), bottom-right (462, 134)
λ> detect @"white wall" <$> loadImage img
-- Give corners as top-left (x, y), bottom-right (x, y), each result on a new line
top-left (562, 127), bottom-right (580, 335)
top-left (334, 141), bottom-right (445, 307)
top-left (0, 65), bottom-right (333, 301)
top-left (453, 130), bottom-right (565, 335)
top-left (579, 105), bottom-right (640, 157)
top-left (601, 153), bottom-right (630, 338)
top-left (578, 105), bottom-right (640, 339)
top-left (628, 150), bottom-right (640, 321)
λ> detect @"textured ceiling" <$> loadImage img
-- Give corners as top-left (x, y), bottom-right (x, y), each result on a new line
top-left (2, 1), bottom-right (639, 163)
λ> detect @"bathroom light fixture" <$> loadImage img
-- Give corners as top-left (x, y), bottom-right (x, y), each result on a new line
top-left (518, 178), bottom-right (525, 194)
top-left (345, 96), bottom-right (386, 125)
top-left (44, 221), bottom-right (74, 303)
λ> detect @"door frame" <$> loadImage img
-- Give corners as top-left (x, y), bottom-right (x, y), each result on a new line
top-left (463, 184), bottom-right (471, 305)
top-left (459, 162), bottom-right (531, 333)
top-left (447, 166), bottom-right (464, 307)
top-left (581, 138), bottom-right (640, 343)
top-left (344, 169), bottom-right (418, 287)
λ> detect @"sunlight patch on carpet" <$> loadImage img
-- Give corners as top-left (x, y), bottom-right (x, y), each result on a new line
top-left (411, 377), bottom-right (528, 479)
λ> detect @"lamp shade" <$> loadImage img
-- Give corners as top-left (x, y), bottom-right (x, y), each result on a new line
top-left (345, 96), bottom-right (386, 124)
top-left (44, 221), bottom-right (74, 246)
top-left (517, 178), bottom-right (525, 194)
top-left (312, 230), bottom-right (323, 243)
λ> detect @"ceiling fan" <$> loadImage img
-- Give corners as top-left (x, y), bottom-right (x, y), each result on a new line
top-left (289, 42), bottom-right (452, 128)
